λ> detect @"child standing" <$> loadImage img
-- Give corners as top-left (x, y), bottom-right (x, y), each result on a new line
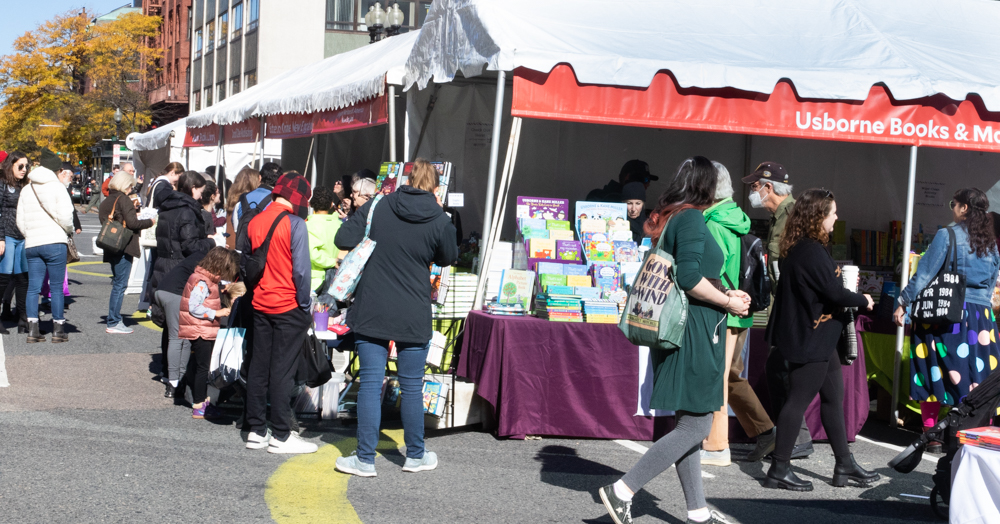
top-left (179, 247), bottom-right (240, 419)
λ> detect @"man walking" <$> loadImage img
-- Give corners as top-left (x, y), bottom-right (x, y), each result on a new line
top-left (742, 161), bottom-right (814, 460)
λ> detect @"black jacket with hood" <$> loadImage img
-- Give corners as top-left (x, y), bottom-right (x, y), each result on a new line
top-left (335, 186), bottom-right (458, 344)
top-left (149, 191), bottom-right (216, 295)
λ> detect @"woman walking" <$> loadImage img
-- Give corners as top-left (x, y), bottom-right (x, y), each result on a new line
top-left (0, 152), bottom-right (30, 334)
top-left (334, 159), bottom-right (458, 477)
top-left (765, 189), bottom-right (878, 491)
top-left (100, 171), bottom-right (155, 334)
top-left (16, 166), bottom-right (75, 343)
top-left (599, 157), bottom-right (749, 524)
top-left (894, 188), bottom-right (1000, 444)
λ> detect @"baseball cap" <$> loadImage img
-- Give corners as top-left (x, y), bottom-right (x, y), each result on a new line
top-left (741, 161), bottom-right (789, 185)
top-left (619, 159), bottom-right (658, 184)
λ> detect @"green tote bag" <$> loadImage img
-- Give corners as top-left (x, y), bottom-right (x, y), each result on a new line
top-left (618, 217), bottom-right (688, 350)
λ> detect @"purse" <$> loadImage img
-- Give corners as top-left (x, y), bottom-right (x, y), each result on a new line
top-left (139, 183), bottom-right (161, 248)
top-left (30, 184), bottom-right (80, 264)
top-left (618, 214), bottom-right (689, 350)
top-left (329, 194), bottom-right (383, 302)
top-left (909, 227), bottom-right (965, 325)
top-left (96, 195), bottom-right (133, 254)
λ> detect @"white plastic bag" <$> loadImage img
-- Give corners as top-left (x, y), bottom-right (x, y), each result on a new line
top-left (208, 327), bottom-right (246, 389)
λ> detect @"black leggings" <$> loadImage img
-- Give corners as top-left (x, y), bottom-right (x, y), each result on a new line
top-left (190, 337), bottom-right (215, 404)
top-left (773, 355), bottom-right (850, 462)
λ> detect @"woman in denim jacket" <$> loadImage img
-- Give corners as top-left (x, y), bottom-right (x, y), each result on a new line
top-left (894, 188), bottom-right (1000, 438)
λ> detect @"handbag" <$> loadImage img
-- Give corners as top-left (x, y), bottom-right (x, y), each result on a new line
top-left (837, 307), bottom-right (858, 365)
top-left (910, 227), bottom-right (965, 324)
top-left (618, 215), bottom-right (688, 350)
top-left (96, 195), bottom-right (133, 253)
top-left (299, 329), bottom-right (333, 388)
top-left (140, 183), bottom-right (161, 248)
top-left (329, 194), bottom-right (383, 302)
top-left (30, 184), bottom-right (80, 264)
top-left (208, 326), bottom-right (247, 389)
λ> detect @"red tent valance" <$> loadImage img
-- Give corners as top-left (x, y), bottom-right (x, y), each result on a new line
top-left (265, 95), bottom-right (389, 139)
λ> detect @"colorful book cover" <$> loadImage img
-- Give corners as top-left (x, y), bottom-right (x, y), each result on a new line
top-left (498, 269), bottom-right (535, 310)
top-left (566, 275), bottom-right (592, 287)
top-left (536, 262), bottom-right (565, 275)
top-left (607, 217), bottom-right (631, 232)
top-left (614, 241), bottom-right (640, 263)
top-left (539, 274), bottom-right (567, 291)
top-left (576, 287), bottom-right (601, 299)
top-left (529, 239), bottom-right (556, 259)
top-left (563, 264), bottom-right (589, 276)
top-left (556, 240), bottom-right (583, 261)
top-left (429, 265), bottom-right (452, 305)
top-left (575, 201), bottom-right (628, 234)
top-left (585, 241), bottom-right (615, 262)
top-left (621, 261), bottom-right (643, 287)
top-left (548, 229), bottom-right (576, 241)
top-left (522, 228), bottom-right (550, 240)
top-left (546, 220), bottom-right (571, 231)
top-left (580, 231), bottom-right (609, 244)
top-left (520, 218), bottom-right (547, 235)
top-left (590, 263), bottom-right (621, 289)
top-left (579, 218), bottom-right (608, 233)
top-left (545, 285), bottom-right (577, 296)
top-left (516, 196), bottom-right (570, 220)
top-left (610, 230), bottom-right (634, 242)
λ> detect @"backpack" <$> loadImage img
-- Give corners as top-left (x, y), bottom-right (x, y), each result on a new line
top-left (724, 233), bottom-right (771, 314)
top-left (234, 192), bottom-right (273, 255)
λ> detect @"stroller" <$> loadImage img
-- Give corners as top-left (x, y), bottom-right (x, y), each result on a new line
top-left (888, 367), bottom-right (1000, 520)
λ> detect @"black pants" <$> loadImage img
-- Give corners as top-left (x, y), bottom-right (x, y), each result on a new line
top-left (766, 348), bottom-right (814, 447)
top-left (246, 308), bottom-right (309, 441)
top-left (190, 337), bottom-right (215, 404)
top-left (772, 355), bottom-right (851, 462)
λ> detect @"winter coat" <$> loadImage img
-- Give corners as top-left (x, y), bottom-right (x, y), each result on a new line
top-left (335, 186), bottom-right (458, 344)
top-left (99, 189), bottom-right (154, 260)
top-left (703, 198), bottom-right (753, 329)
top-left (149, 191), bottom-right (216, 296)
top-left (16, 168), bottom-right (74, 249)
top-left (179, 266), bottom-right (223, 340)
top-left (0, 181), bottom-right (24, 241)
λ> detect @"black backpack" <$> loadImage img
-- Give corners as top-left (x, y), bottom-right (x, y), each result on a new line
top-left (242, 211), bottom-right (288, 290)
top-left (723, 233), bottom-right (771, 314)
top-left (234, 192), bottom-right (273, 251)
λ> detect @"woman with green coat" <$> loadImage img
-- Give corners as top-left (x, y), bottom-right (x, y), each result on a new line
top-left (700, 162), bottom-right (776, 467)
top-left (599, 156), bottom-right (750, 524)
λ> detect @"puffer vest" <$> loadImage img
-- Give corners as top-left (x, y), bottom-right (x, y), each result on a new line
top-left (179, 266), bottom-right (223, 340)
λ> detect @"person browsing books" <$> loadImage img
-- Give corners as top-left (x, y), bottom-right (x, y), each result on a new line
top-left (333, 158), bottom-right (458, 478)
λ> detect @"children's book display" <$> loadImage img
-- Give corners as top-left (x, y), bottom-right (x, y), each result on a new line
top-left (377, 161), bottom-right (453, 204)
top-left (433, 271), bottom-right (477, 318)
top-left (958, 426), bottom-right (1000, 451)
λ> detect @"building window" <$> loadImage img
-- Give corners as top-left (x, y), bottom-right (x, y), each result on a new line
top-left (326, 0), bottom-right (354, 31)
top-left (218, 13), bottom-right (228, 48)
top-left (194, 91), bottom-right (201, 111)
top-left (326, 0), bottom-right (433, 32)
top-left (206, 88), bottom-right (213, 107)
top-left (248, 0), bottom-right (259, 32)
top-left (231, 77), bottom-right (241, 96)
top-left (232, 2), bottom-right (243, 37)
top-left (245, 70), bottom-right (257, 88)
top-left (187, 7), bottom-right (193, 40)
top-left (217, 83), bottom-right (225, 102)
top-left (195, 29), bottom-right (203, 59)
top-left (206, 21), bottom-right (215, 52)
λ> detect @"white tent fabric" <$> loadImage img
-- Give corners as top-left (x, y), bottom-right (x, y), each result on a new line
top-left (405, 0), bottom-right (1000, 110)
top-left (132, 117), bottom-right (186, 151)
top-left (186, 31), bottom-right (418, 128)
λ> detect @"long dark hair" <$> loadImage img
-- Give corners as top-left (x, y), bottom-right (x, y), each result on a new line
top-left (177, 171), bottom-right (206, 197)
top-left (644, 156), bottom-right (717, 244)
top-left (1, 152), bottom-right (28, 188)
top-left (779, 189), bottom-right (834, 258)
top-left (954, 188), bottom-right (995, 257)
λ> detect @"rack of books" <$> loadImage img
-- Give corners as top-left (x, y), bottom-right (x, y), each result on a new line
top-left (376, 161), bottom-right (454, 204)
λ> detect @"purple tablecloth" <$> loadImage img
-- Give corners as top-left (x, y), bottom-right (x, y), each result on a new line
top-left (459, 310), bottom-right (869, 442)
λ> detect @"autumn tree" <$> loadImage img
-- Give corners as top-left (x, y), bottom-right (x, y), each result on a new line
top-left (0, 10), bottom-right (162, 162)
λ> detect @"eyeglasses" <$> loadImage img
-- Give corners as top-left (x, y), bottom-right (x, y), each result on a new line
top-left (949, 200), bottom-right (957, 209)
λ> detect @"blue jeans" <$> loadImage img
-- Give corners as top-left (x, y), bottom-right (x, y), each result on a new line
top-left (107, 254), bottom-right (133, 327)
top-left (26, 244), bottom-right (67, 321)
top-left (355, 335), bottom-right (429, 464)
top-left (0, 237), bottom-right (27, 274)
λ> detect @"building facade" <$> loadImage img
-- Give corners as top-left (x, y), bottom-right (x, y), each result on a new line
top-left (145, 0), bottom-right (193, 126)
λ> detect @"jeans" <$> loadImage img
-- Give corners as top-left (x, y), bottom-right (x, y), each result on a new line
top-left (26, 244), bottom-right (67, 321)
top-left (0, 237), bottom-right (27, 274)
top-left (246, 308), bottom-right (310, 442)
top-left (355, 335), bottom-right (430, 465)
top-left (107, 254), bottom-right (133, 327)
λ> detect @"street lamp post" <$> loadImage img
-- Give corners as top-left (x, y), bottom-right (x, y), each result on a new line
top-left (386, 3), bottom-right (404, 37)
top-left (365, 3), bottom-right (387, 44)
top-left (113, 107), bottom-right (122, 141)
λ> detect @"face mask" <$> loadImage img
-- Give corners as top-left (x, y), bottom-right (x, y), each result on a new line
top-left (749, 188), bottom-right (766, 208)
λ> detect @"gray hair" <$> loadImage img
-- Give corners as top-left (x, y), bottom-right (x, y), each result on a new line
top-left (352, 177), bottom-right (377, 198)
top-left (712, 161), bottom-right (734, 200)
top-left (767, 180), bottom-right (793, 196)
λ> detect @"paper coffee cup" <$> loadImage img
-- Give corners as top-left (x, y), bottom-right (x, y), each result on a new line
top-left (841, 265), bottom-right (859, 292)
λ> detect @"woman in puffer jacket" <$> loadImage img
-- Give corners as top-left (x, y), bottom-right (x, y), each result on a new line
top-left (148, 171), bottom-right (219, 299)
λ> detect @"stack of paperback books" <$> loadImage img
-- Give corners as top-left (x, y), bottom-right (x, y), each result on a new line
top-left (583, 299), bottom-right (621, 323)
top-left (957, 426), bottom-right (1000, 450)
top-left (535, 285), bottom-right (583, 322)
top-left (485, 302), bottom-right (529, 316)
top-left (434, 272), bottom-right (478, 318)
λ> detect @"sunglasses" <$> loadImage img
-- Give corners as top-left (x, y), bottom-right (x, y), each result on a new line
top-left (950, 200), bottom-right (958, 209)
top-left (15, 164), bottom-right (27, 171)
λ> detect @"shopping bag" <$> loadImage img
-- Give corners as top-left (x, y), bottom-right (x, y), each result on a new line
top-left (910, 227), bottom-right (965, 324)
top-left (618, 217), bottom-right (688, 350)
top-left (329, 195), bottom-right (382, 301)
top-left (208, 326), bottom-right (246, 389)
top-left (299, 334), bottom-right (333, 388)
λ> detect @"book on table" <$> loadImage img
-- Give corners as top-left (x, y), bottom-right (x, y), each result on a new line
top-left (575, 201), bottom-right (628, 235)
top-left (498, 269), bottom-right (535, 310)
top-left (516, 196), bottom-right (570, 221)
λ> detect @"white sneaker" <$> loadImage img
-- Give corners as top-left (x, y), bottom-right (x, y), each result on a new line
top-left (268, 433), bottom-right (318, 454)
top-left (246, 429), bottom-right (271, 450)
top-left (700, 448), bottom-right (731, 467)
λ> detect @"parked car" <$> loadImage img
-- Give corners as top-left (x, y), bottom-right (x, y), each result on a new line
top-left (69, 183), bottom-right (84, 203)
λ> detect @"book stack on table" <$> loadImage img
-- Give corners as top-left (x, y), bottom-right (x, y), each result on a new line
top-left (958, 426), bottom-right (1000, 451)
top-left (536, 285), bottom-right (583, 322)
top-left (583, 299), bottom-right (621, 324)
top-left (485, 302), bottom-right (528, 316)
top-left (434, 272), bottom-right (479, 318)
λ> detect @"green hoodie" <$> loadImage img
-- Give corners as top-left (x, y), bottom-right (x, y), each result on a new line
top-left (704, 198), bottom-right (753, 328)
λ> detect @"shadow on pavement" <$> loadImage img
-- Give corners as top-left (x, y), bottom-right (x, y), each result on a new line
top-left (709, 497), bottom-right (939, 523)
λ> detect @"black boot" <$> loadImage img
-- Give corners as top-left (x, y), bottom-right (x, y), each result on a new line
top-left (833, 453), bottom-right (880, 487)
top-left (26, 320), bottom-right (45, 343)
top-left (0, 273), bottom-right (10, 332)
top-left (51, 321), bottom-right (68, 343)
top-left (763, 458), bottom-right (813, 491)
top-left (14, 273), bottom-right (28, 333)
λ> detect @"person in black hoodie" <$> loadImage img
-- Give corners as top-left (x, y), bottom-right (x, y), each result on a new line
top-left (333, 158), bottom-right (458, 478)
top-left (0, 152), bottom-right (30, 334)
top-left (763, 189), bottom-right (877, 492)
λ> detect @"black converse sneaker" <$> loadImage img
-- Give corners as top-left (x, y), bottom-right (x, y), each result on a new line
top-left (686, 510), bottom-right (732, 524)
top-left (599, 484), bottom-right (633, 524)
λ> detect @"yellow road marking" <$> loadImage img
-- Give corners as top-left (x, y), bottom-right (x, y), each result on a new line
top-left (129, 312), bottom-right (162, 333)
top-left (266, 429), bottom-right (406, 524)
top-left (67, 261), bottom-right (111, 278)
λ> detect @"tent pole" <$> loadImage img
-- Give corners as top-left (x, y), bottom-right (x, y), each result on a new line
top-left (311, 137), bottom-right (319, 188)
top-left (257, 119), bottom-right (266, 169)
top-left (477, 71), bottom-right (507, 277)
top-left (250, 119), bottom-right (260, 169)
top-left (473, 116), bottom-right (522, 310)
top-left (403, 90), bottom-right (411, 162)
top-left (389, 85), bottom-right (397, 162)
top-left (214, 130), bottom-right (225, 202)
top-left (184, 147), bottom-right (190, 169)
top-left (304, 135), bottom-right (316, 181)
top-left (891, 145), bottom-right (918, 427)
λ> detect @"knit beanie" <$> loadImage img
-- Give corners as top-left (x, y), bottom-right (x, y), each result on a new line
top-left (621, 182), bottom-right (646, 202)
top-left (272, 172), bottom-right (313, 219)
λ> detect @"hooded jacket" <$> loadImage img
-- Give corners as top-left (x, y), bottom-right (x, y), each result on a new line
top-left (335, 186), bottom-right (458, 344)
top-left (704, 198), bottom-right (753, 329)
top-left (149, 191), bottom-right (216, 297)
top-left (16, 167), bottom-right (74, 249)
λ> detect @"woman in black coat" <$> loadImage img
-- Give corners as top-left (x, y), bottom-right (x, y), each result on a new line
top-left (99, 172), bottom-right (155, 334)
top-left (332, 159), bottom-right (458, 477)
top-left (764, 189), bottom-right (877, 491)
top-left (149, 171), bottom-right (217, 295)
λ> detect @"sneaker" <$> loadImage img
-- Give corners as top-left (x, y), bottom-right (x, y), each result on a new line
top-left (106, 324), bottom-right (133, 334)
top-left (700, 448), bottom-right (731, 467)
top-left (268, 433), bottom-right (318, 454)
top-left (402, 451), bottom-right (438, 472)
top-left (747, 428), bottom-right (777, 462)
top-left (335, 454), bottom-right (377, 477)
top-left (686, 510), bottom-right (732, 524)
top-left (246, 429), bottom-right (272, 450)
top-left (599, 484), bottom-right (633, 524)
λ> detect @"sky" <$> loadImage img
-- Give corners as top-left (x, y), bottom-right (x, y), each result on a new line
top-left (1, 1), bottom-right (132, 58)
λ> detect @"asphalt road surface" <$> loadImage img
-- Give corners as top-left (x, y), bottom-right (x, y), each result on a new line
top-left (0, 211), bottom-right (945, 523)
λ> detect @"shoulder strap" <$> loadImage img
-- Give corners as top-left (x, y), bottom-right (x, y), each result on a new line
top-left (363, 194), bottom-right (384, 239)
top-left (255, 211), bottom-right (289, 256)
top-left (723, 273), bottom-right (736, 290)
top-left (31, 184), bottom-right (60, 226)
top-left (108, 195), bottom-right (123, 221)
top-left (947, 226), bottom-right (959, 273)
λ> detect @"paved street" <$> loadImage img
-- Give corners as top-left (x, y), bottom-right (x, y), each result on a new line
top-left (0, 211), bottom-right (945, 524)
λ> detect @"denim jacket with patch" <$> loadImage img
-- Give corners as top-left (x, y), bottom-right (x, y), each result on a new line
top-left (899, 224), bottom-right (1000, 308)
